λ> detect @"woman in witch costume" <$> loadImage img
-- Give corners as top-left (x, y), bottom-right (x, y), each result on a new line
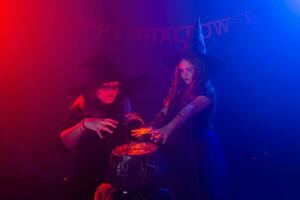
top-left (150, 17), bottom-right (227, 200)
top-left (58, 53), bottom-right (145, 200)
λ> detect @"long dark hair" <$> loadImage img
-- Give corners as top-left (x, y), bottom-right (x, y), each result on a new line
top-left (163, 51), bottom-right (209, 109)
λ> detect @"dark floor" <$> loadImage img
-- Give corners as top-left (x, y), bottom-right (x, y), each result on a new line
top-left (2, 172), bottom-right (300, 200)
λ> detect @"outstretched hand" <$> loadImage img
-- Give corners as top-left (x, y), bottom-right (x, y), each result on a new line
top-left (131, 127), bottom-right (153, 137)
top-left (83, 118), bottom-right (119, 139)
top-left (131, 125), bottom-right (172, 144)
top-left (150, 126), bottom-right (172, 144)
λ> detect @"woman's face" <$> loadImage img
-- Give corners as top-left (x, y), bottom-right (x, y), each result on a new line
top-left (95, 81), bottom-right (120, 104)
top-left (178, 59), bottom-right (195, 85)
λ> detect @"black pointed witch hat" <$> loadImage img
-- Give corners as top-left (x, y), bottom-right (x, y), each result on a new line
top-left (69, 53), bottom-right (149, 96)
top-left (166, 16), bottom-right (223, 76)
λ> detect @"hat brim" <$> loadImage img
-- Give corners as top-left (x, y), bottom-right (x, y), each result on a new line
top-left (163, 51), bottom-right (224, 76)
top-left (68, 74), bottom-right (149, 96)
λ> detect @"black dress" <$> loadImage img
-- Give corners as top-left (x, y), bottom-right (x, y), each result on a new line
top-left (58, 95), bottom-right (132, 200)
top-left (158, 84), bottom-right (217, 200)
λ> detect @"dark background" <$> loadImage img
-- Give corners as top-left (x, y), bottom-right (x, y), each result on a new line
top-left (1, 0), bottom-right (300, 199)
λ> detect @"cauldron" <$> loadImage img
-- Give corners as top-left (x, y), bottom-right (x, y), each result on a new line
top-left (109, 142), bottom-right (166, 190)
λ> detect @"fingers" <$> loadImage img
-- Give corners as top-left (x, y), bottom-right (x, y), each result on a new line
top-left (149, 129), bottom-right (169, 144)
top-left (103, 118), bottom-right (119, 125)
top-left (150, 130), bottom-right (161, 143)
top-left (93, 125), bottom-right (114, 139)
top-left (85, 118), bottom-right (118, 130)
top-left (88, 117), bottom-right (118, 124)
top-left (85, 118), bottom-right (118, 139)
top-left (151, 129), bottom-right (159, 135)
top-left (131, 132), bottom-right (143, 137)
top-left (100, 119), bottom-right (119, 129)
top-left (102, 121), bottom-right (118, 129)
top-left (131, 127), bottom-right (153, 137)
top-left (95, 118), bottom-right (119, 131)
top-left (95, 129), bottom-right (103, 139)
top-left (99, 126), bottom-right (114, 134)
top-left (150, 129), bottom-right (159, 140)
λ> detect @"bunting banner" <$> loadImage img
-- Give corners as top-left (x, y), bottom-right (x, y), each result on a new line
top-left (81, 12), bottom-right (255, 47)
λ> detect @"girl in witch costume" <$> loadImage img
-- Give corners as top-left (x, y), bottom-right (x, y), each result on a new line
top-left (58, 53), bottom-right (145, 200)
top-left (150, 18), bottom-right (227, 200)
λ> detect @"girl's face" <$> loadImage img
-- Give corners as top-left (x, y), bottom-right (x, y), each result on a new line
top-left (178, 59), bottom-right (195, 85)
top-left (95, 81), bottom-right (120, 104)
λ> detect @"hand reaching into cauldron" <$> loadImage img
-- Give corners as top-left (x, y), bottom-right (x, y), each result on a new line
top-left (150, 126), bottom-right (172, 144)
top-left (83, 118), bottom-right (119, 139)
top-left (131, 126), bottom-right (172, 144)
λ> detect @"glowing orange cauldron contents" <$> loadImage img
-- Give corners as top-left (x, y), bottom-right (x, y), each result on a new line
top-left (112, 142), bottom-right (157, 156)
